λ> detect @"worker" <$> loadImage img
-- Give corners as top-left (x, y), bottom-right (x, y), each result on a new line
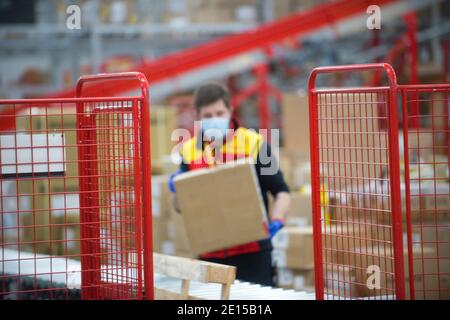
top-left (168, 83), bottom-right (290, 287)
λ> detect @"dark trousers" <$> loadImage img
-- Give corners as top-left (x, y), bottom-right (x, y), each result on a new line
top-left (201, 250), bottom-right (274, 287)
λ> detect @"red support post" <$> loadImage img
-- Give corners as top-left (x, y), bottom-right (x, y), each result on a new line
top-left (255, 64), bottom-right (270, 130)
top-left (404, 12), bottom-right (419, 129)
top-left (231, 58), bottom-right (282, 131)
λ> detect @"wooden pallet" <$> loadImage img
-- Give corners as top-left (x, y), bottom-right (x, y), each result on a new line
top-left (153, 253), bottom-right (236, 300)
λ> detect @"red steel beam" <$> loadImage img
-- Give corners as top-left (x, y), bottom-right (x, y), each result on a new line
top-left (44, 0), bottom-right (398, 98)
top-left (1, 0), bottom-right (400, 132)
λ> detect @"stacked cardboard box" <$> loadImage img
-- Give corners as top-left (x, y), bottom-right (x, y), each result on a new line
top-left (272, 226), bottom-right (314, 269)
top-left (150, 107), bottom-right (178, 174)
top-left (278, 148), bottom-right (310, 191)
top-left (276, 114), bottom-right (314, 290)
top-left (286, 191), bottom-right (312, 227)
top-left (187, 0), bottom-right (257, 24)
top-left (272, 226), bottom-right (314, 291)
top-left (275, 0), bottom-right (328, 19)
top-left (277, 267), bottom-right (315, 291)
top-left (151, 174), bottom-right (175, 255)
top-left (283, 92), bottom-right (385, 227)
top-left (13, 109), bottom-right (79, 255)
top-left (418, 222), bottom-right (450, 258)
top-left (324, 264), bottom-right (361, 298)
top-left (326, 234), bottom-right (450, 299)
top-left (186, 0), bottom-right (327, 23)
top-left (321, 224), bottom-right (394, 298)
top-left (279, 93), bottom-right (310, 191)
top-left (51, 214), bottom-right (80, 259)
top-left (13, 106), bottom-right (179, 256)
top-left (281, 93), bottom-right (310, 155)
top-left (1, 179), bottom-right (32, 251)
top-left (279, 88), bottom-right (450, 298)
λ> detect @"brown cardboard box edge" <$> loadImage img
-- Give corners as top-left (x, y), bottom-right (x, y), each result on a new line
top-left (173, 160), bottom-right (268, 255)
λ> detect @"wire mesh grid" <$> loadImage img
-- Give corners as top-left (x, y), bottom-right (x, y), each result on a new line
top-left (401, 84), bottom-right (450, 300)
top-left (1, 72), bottom-right (153, 300)
top-left (309, 64), bottom-right (449, 300)
top-left (314, 89), bottom-right (397, 300)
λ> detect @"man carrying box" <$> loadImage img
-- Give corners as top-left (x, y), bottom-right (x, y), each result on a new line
top-left (169, 83), bottom-right (291, 286)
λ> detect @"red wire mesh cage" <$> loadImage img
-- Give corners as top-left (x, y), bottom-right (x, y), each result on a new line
top-left (0, 72), bottom-right (153, 300)
top-left (401, 84), bottom-right (450, 300)
top-left (308, 63), bottom-right (449, 300)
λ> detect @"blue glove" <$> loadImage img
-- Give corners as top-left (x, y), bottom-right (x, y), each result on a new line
top-left (168, 168), bottom-right (183, 193)
top-left (269, 218), bottom-right (284, 239)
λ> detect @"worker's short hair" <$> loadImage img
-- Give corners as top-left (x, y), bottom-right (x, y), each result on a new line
top-left (194, 83), bottom-right (231, 112)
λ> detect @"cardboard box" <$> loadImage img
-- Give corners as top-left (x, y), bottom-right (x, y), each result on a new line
top-left (275, 0), bottom-right (327, 19)
top-left (187, 0), bottom-right (258, 23)
top-left (276, 267), bottom-right (315, 290)
top-left (404, 128), bottom-right (448, 160)
top-left (151, 175), bottom-right (171, 218)
top-left (152, 215), bottom-right (171, 253)
top-left (272, 248), bottom-right (314, 270)
top-left (272, 226), bottom-right (313, 249)
top-left (324, 264), bottom-right (361, 298)
top-left (422, 192), bottom-right (450, 221)
top-left (341, 181), bottom-right (448, 225)
top-left (345, 245), bottom-right (450, 298)
top-left (278, 148), bottom-right (309, 190)
top-left (322, 222), bottom-right (389, 265)
top-left (400, 130), bottom-right (434, 158)
top-left (324, 259), bottom-right (450, 299)
top-left (402, 183), bottom-right (450, 222)
top-left (150, 108), bottom-right (177, 173)
top-left (292, 162), bottom-right (311, 189)
top-left (173, 160), bottom-right (268, 255)
top-left (318, 93), bottom-right (387, 191)
top-left (278, 152), bottom-right (293, 189)
top-left (170, 210), bottom-right (193, 255)
top-left (52, 214), bottom-right (80, 259)
top-left (405, 273), bottom-right (450, 300)
top-left (19, 182), bottom-right (52, 254)
top-left (417, 221), bottom-right (450, 256)
top-left (1, 180), bottom-right (30, 248)
top-left (272, 226), bottom-right (314, 269)
top-left (287, 192), bottom-right (312, 226)
top-left (281, 94), bottom-right (310, 154)
top-left (20, 189), bottom-right (80, 259)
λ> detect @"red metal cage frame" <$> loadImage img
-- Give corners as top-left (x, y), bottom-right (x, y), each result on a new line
top-left (0, 72), bottom-right (153, 300)
top-left (309, 63), bottom-right (449, 300)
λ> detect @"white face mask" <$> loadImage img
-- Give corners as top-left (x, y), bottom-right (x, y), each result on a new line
top-left (201, 117), bottom-right (230, 140)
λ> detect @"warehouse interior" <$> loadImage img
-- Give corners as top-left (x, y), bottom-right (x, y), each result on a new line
top-left (0, 0), bottom-right (449, 301)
